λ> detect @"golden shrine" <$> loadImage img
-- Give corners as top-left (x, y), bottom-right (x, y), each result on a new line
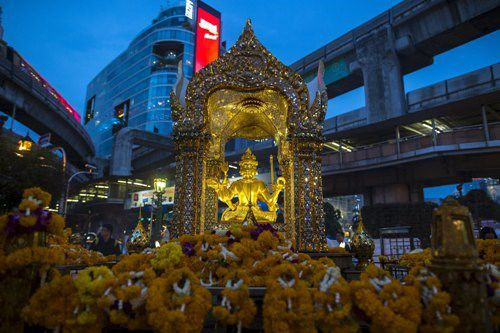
top-left (170, 20), bottom-right (328, 250)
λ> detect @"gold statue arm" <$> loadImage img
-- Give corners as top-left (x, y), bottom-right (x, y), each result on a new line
top-left (218, 184), bottom-right (237, 211)
top-left (259, 177), bottom-right (285, 211)
top-left (207, 173), bottom-right (237, 211)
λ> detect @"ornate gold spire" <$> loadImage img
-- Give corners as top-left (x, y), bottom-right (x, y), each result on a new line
top-left (239, 148), bottom-right (258, 169)
top-left (127, 209), bottom-right (149, 253)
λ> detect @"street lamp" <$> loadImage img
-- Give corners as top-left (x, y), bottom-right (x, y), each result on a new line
top-left (50, 146), bottom-right (67, 214)
top-left (152, 177), bottom-right (167, 246)
top-left (62, 163), bottom-right (97, 217)
top-left (18, 132), bottom-right (33, 151)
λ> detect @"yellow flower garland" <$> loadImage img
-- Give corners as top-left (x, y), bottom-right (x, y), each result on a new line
top-left (0, 246), bottom-right (65, 275)
top-left (18, 213), bottom-right (467, 332)
top-left (104, 269), bottom-right (156, 330)
top-left (476, 239), bottom-right (500, 266)
top-left (350, 264), bottom-right (422, 333)
top-left (146, 267), bottom-right (212, 333)
top-left (73, 266), bottom-right (116, 330)
top-left (263, 263), bottom-right (316, 333)
top-left (150, 242), bottom-right (184, 272)
top-left (405, 266), bottom-right (459, 333)
top-left (212, 269), bottom-right (257, 329)
top-left (311, 263), bottom-right (358, 332)
top-left (22, 274), bottom-right (80, 330)
top-left (399, 248), bottom-right (432, 268)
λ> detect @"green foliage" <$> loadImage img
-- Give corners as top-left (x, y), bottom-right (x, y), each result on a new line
top-left (324, 202), bottom-right (342, 239)
top-left (0, 135), bottom-right (64, 212)
top-left (458, 189), bottom-right (500, 221)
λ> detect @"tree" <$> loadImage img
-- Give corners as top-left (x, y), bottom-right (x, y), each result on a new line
top-left (458, 189), bottom-right (500, 222)
top-left (324, 202), bottom-right (343, 239)
top-left (0, 135), bottom-right (64, 212)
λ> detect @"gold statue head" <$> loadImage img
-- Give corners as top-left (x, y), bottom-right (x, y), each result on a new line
top-left (239, 148), bottom-right (258, 179)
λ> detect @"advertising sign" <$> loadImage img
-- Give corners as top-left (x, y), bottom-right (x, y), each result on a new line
top-left (194, 1), bottom-right (221, 72)
top-left (130, 187), bottom-right (175, 208)
top-left (185, 0), bottom-right (194, 19)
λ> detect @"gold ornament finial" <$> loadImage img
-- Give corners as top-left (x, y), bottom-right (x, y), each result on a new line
top-left (239, 148), bottom-right (258, 169)
top-left (351, 213), bottom-right (374, 270)
top-left (127, 215), bottom-right (149, 254)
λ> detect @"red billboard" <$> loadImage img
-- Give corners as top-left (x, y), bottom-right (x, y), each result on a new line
top-left (194, 1), bottom-right (221, 73)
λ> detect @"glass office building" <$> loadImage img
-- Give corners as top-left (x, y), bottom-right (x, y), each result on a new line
top-left (84, 3), bottom-right (194, 156)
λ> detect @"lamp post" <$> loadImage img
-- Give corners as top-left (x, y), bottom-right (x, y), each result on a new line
top-left (50, 146), bottom-right (67, 214)
top-left (152, 177), bottom-right (167, 247)
top-left (62, 164), bottom-right (97, 217)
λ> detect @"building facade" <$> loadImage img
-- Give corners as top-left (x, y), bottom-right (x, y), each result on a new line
top-left (84, 4), bottom-right (195, 156)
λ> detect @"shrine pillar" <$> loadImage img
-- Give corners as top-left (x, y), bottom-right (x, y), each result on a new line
top-left (171, 134), bottom-right (208, 238)
top-left (292, 138), bottom-right (325, 251)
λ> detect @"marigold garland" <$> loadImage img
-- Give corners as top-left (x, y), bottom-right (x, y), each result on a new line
top-left (104, 269), bottom-right (156, 330)
top-left (405, 266), bottom-right (459, 333)
top-left (399, 249), bottom-right (432, 268)
top-left (263, 263), bottom-right (316, 333)
top-left (311, 264), bottom-right (358, 332)
top-left (212, 269), bottom-right (256, 330)
top-left (1, 187), bottom-right (65, 238)
top-left (150, 242), bottom-right (184, 272)
top-left (0, 246), bottom-right (64, 275)
top-left (476, 239), bottom-right (500, 266)
top-left (146, 267), bottom-right (212, 333)
top-left (17, 217), bottom-right (470, 332)
top-left (73, 266), bottom-right (116, 331)
top-left (112, 252), bottom-right (154, 275)
top-left (350, 264), bottom-right (422, 333)
top-left (22, 274), bottom-right (80, 330)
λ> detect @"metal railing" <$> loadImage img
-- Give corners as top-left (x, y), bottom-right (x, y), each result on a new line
top-left (323, 122), bottom-right (500, 169)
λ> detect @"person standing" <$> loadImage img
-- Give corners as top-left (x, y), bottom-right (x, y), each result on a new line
top-left (335, 233), bottom-right (352, 252)
top-left (90, 223), bottom-right (121, 256)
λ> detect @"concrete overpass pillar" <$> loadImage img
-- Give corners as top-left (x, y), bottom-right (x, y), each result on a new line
top-left (110, 128), bottom-right (133, 177)
top-left (355, 26), bottom-right (406, 123)
top-left (364, 183), bottom-right (423, 205)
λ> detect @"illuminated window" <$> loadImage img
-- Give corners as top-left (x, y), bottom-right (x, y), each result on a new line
top-left (112, 99), bottom-right (130, 134)
top-left (85, 95), bottom-right (96, 125)
top-left (152, 42), bottom-right (184, 72)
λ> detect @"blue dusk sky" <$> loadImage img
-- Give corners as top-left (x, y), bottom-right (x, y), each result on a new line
top-left (1, 0), bottom-right (499, 198)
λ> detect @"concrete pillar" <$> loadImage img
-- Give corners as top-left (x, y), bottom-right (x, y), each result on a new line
top-left (355, 26), bottom-right (406, 123)
top-left (364, 184), bottom-right (423, 205)
top-left (110, 128), bottom-right (133, 177)
top-left (482, 105), bottom-right (490, 142)
top-left (395, 125), bottom-right (401, 156)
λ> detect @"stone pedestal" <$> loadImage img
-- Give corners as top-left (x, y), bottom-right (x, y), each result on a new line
top-left (429, 261), bottom-right (492, 332)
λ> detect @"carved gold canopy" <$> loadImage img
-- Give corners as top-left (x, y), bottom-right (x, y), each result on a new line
top-left (171, 19), bottom-right (327, 146)
top-left (170, 19), bottom-right (328, 251)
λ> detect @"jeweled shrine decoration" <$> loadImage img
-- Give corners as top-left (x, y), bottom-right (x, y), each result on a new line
top-left (170, 19), bottom-right (328, 250)
top-left (350, 216), bottom-right (375, 270)
top-left (126, 215), bottom-right (149, 254)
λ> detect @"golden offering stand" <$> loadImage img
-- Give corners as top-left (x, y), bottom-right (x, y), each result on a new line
top-left (350, 215), bottom-right (374, 270)
top-left (170, 20), bottom-right (328, 251)
top-left (429, 196), bottom-right (492, 332)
